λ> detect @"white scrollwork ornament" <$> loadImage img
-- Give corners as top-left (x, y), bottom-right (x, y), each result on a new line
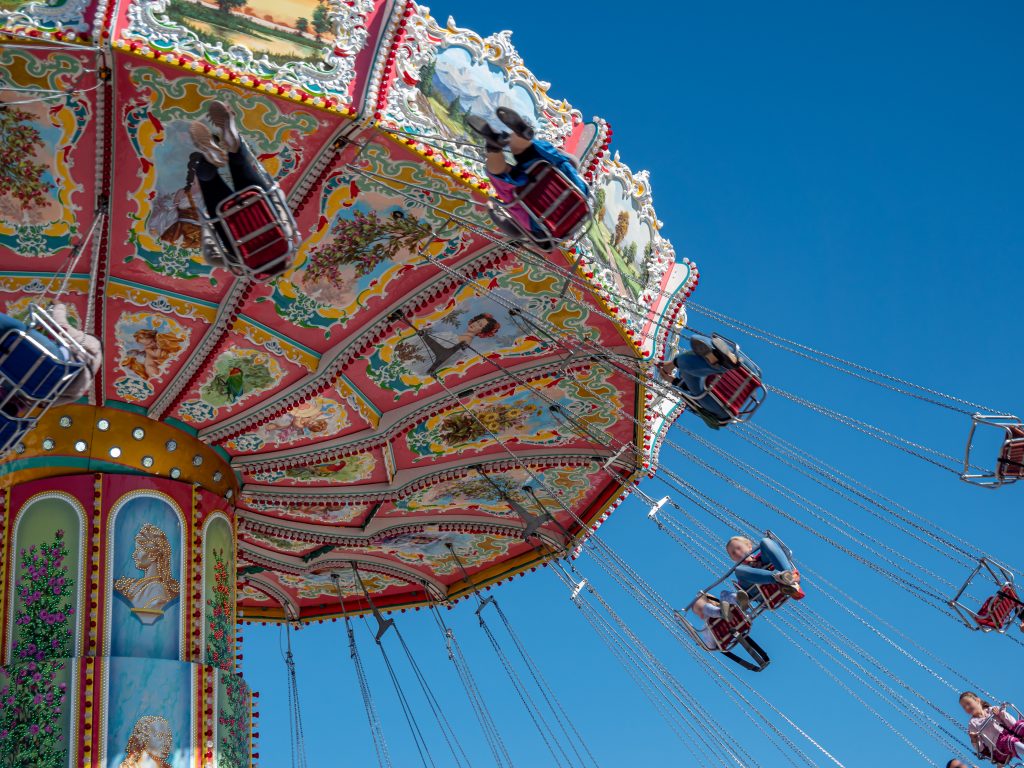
top-left (382, 7), bottom-right (580, 146)
top-left (1, 0), bottom-right (94, 33)
top-left (581, 151), bottom-right (678, 324)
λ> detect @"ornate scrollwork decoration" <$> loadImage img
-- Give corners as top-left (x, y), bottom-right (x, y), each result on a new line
top-left (121, 0), bottom-right (375, 98)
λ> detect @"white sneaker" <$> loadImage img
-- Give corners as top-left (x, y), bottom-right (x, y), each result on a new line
top-left (734, 590), bottom-right (751, 612)
top-left (189, 121), bottom-right (226, 167)
top-left (207, 100), bottom-right (241, 154)
top-left (773, 570), bottom-right (797, 587)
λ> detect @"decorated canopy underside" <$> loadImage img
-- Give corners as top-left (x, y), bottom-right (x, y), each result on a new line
top-left (0, 0), bottom-right (696, 620)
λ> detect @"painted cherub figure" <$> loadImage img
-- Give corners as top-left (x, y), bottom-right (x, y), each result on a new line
top-left (121, 328), bottom-right (186, 381)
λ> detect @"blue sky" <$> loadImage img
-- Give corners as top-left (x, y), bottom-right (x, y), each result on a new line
top-left (243, 3), bottom-right (1024, 765)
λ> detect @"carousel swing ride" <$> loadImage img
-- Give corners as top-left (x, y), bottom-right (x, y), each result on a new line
top-left (0, 0), bottom-right (1021, 766)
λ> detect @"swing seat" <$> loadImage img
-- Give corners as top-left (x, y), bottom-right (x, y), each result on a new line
top-left (0, 305), bottom-right (87, 456)
top-left (493, 161), bottom-right (592, 247)
top-left (707, 366), bottom-right (763, 418)
top-left (962, 414), bottom-right (1024, 488)
top-left (973, 703), bottom-right (1024, 766)
top-left (744, 557), bottom-right (792, 612)
top-left (703, 611), bottom-right (770, 672)
top-left (976, 585), bottom-right (1021, 631)
top-left (675, 334), bottom-right (767, 427)
top-left (949, 558), bottom-right (1021, 633)
top-left (997, 426), bottom-right (1024, 481)
top-left (203, 184), bottom-right (298, 282)
top-left (706, 607), bottom-right (753, 651)
top-left (0, 330), bottom-right (78, 401)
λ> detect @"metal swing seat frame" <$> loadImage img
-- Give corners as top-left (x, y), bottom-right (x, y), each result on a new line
top-left (489, 158), bottom-right (593, 249)
top-left (972, 702), bottom-right (1024, 767)
top-left (676, 531), bottom-right (796, 672)
top-left (949, 558), bottom-right (1022, 634)
top-left (198, 141), bottom-right (300, 282)
top-left (0, 304), bottom-right (88, 455)
top-left (962, 414), bottom-right (1024, 489)
top-left (668, 333), bottom-right (768, 427)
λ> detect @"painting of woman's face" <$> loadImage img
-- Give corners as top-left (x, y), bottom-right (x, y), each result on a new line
top-left (132, 536), bottom-right (154, 569)
top-left (467, 317), bottom-right (490, 335)
top-left (145, 721), bottom-right (172, 756)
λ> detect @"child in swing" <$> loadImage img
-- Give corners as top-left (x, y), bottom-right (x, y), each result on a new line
top-left (960, 691), bottom-right (1024, 765)
top-left (725, 534), bottom-right (805, 600)
top-left (467, 107), bottom-right (588, 247)
top-left (691, 591), bottom-right (748, 651)
top-left (657, 334), bottom-right (744, 424)
top-left (0, 303), bottom-right (101, 407)
top-left (186, 99), bottom-right (279, 269)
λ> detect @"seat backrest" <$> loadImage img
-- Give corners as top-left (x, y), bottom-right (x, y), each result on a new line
top-left (976, 584), bottom-right (1020, 630)
top-left (518, 163), bottom-right (589, 240)
top-left (0, 330), bottom-right (78, 402)
top-left (707, 366), bottom-right (762, 417)
top-left (708, 609), bottom-right (752, 651)
top-left (756, 582), bottom-right (790, 610)
top-left (745, 556), bottom-right (790, 610)
top-left (218, 189), bottom-right (292, 274)
top-left (998, 426), bottom-right (1024, 479)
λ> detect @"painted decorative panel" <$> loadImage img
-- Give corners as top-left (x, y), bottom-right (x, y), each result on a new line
top-left (107, 493), bottom-right (184, 660)
top-left (105, 656), bottom-right (192, 768)
top-left (0, 47), bottom-right (97, 265)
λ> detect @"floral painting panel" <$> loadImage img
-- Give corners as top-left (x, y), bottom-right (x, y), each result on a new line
top-left (0, 496), bottom-right (81, 767)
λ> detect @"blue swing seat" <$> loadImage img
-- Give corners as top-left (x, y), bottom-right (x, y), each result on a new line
top-left (0, 306), bottom-right (87, 456)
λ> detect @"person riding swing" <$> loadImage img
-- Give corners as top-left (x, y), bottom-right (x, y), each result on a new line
top-left (186, 100), bottom-right (299, 281)
top-left (0, 303), bottom-right (102, 454)
top-left (467, 107), bottom-right (591, 249)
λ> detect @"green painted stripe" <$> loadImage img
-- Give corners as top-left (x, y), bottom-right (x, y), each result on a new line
top-left (647, 263), bottom-right (693, 362)
top-left (101, 401), bottom-right (148, 416)
top-left (164, 416), bottom-right (198, 436)
top-left (338, 373), bottom-right (382, 419)
top-left (0, 456), bottom-right (151, 479)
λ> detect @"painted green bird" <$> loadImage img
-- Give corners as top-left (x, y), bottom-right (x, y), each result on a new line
top-left (221, 366), bottom-right (245, 403)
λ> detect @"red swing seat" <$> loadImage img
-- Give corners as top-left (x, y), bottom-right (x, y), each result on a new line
top-left (494, 161), bottom-right (592, 246)
top-left (949, 558), bottom-right (1021, 633)
top-left (205, 184), bottom-right (298, 281)
top-left (697, 605), bottom-right (771, 671)
top-left (705, 607), bottom-right (753, 652)
top-left (997, 425), bottom-right (1024, 482)
top-left (962, 414), bottom-right (1024, 488)
top-left (708, 366), bottom-right (763, 418)
top-left (673, 334), bottom-right (767, 427)
top-left (743, 555), bottom-right (791, 611)
top-left (198, 141), bottom-right (300, 282)
top-left (976, 584), bottom-right (1021, 631)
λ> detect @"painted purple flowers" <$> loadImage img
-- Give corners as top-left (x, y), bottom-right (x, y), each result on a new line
top-left (0, 530), bottom-right (74, 767)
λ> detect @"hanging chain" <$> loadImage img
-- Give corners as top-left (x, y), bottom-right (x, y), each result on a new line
top-left (689, 302), bottom-right (1006, 415)
top-left (333, 575), bottom-right (393, 768)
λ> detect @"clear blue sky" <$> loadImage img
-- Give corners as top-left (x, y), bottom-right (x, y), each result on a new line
top-left (243, 3), bottom-right (1024, 765)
